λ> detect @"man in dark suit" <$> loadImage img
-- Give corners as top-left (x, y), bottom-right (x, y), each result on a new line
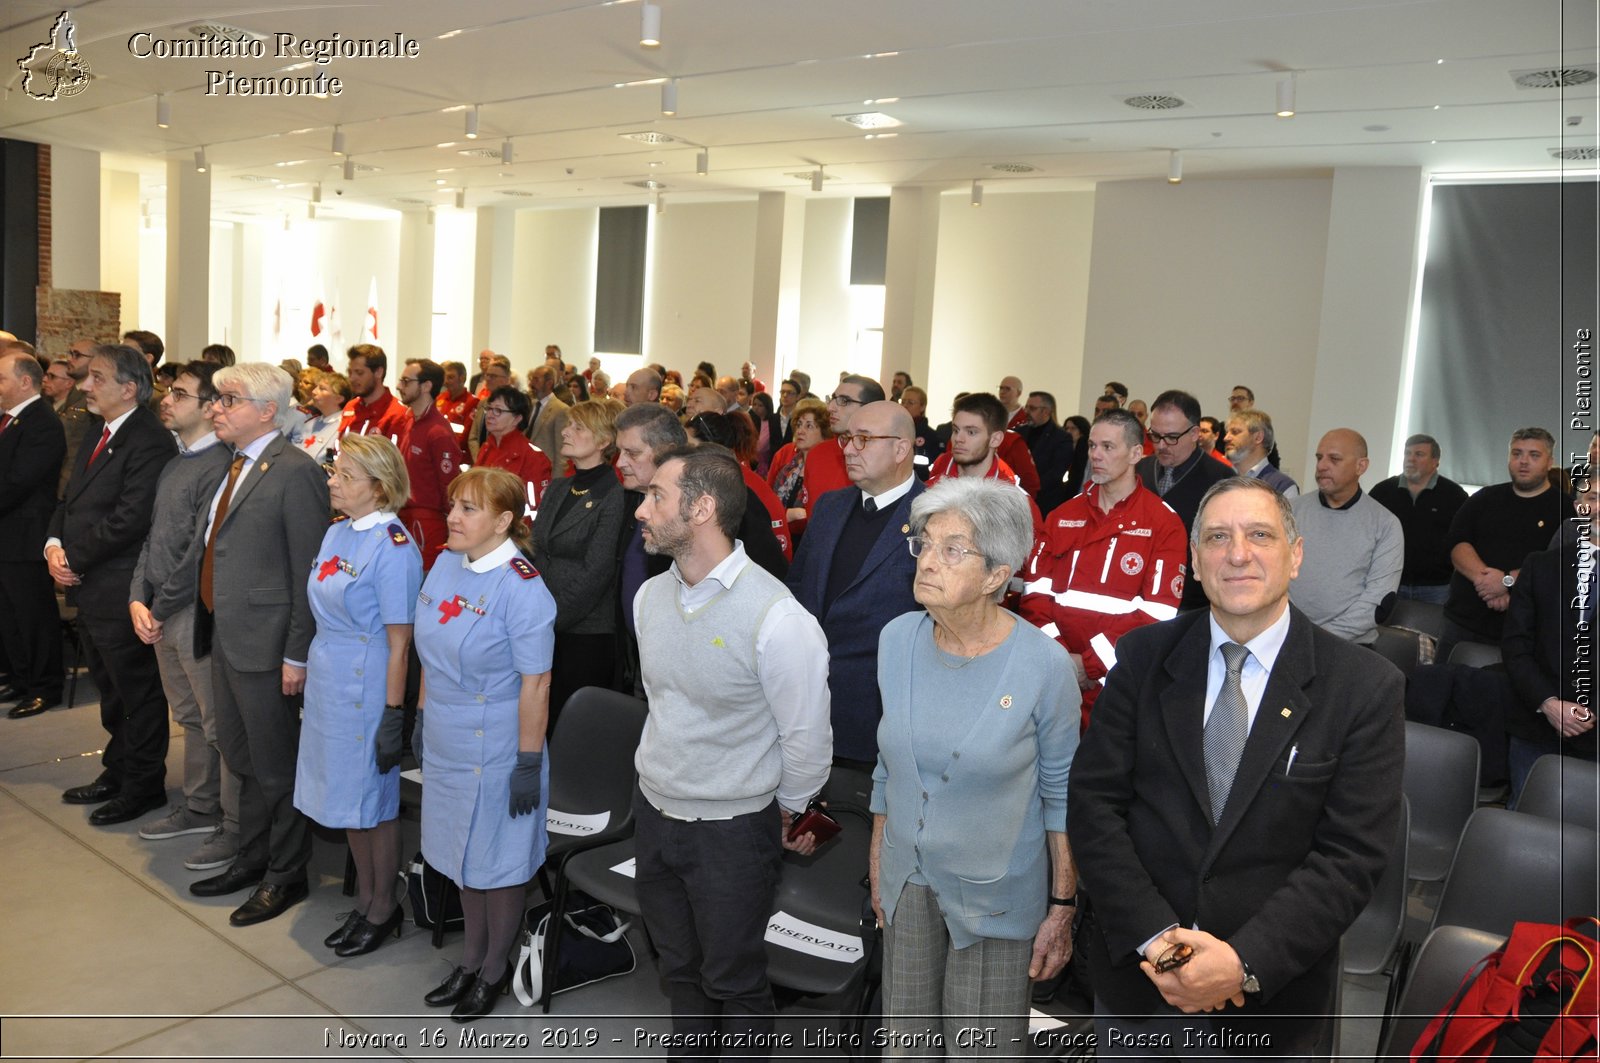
top-left (187, 363), bottom-right (330, 926)
top-left (1019, 390), bottom-right (1075, 515)
top-left (786, 400), bottom-right (923, 767)
top-left (1137, 389), bottom-right (1235, 613)
top-left (1070, 477), bottom-right (1404, 1058)
top-left (47, 345), bottom-right (178, 824)
top-left (1501, 476), bottom-right (1598, 800)
top-left (0, 351), bottom-right (67, 717)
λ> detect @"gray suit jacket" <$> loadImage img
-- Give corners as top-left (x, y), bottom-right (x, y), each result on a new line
top-left (192, 433), bottom-right (330, 671)
top-left (526, 394), bottom-right (570, 464)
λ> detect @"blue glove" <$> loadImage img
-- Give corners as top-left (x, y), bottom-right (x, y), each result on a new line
top-left (509, 749), bottom-right (543, 818)
top-left (410, 712), bottom-right (424, 768)
top-left (375, 708), bottom-right (405, 773)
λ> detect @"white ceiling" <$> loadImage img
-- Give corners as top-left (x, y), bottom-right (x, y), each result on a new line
top-left (2, 0), bottom-right (1596, 221)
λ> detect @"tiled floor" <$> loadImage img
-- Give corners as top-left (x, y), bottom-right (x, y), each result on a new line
top-left (1, 682), bottom-right (1421, 1061)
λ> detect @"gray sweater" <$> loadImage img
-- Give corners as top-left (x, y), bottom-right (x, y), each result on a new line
top-left (1288, 489), bottom-right (1404, 644)
top-left (129, 434), bottom-right (233, 621)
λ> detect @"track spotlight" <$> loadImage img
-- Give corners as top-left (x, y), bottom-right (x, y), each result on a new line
top-left (970, 179), bottom-right (983, 206)
top-left (332, 125), bottom-right (347, 155)
top-left (641, 1), bottom-right (661, 47)
top-left (311, 182), bottom-right (322, 204)
top-left (696, 148), bottom-right (708, 176)
top-left (455, 188), bottom-right (466, 209)
top-left (501, 139), bottom-right (514, 165)
top-left (662, 78), bottom-right (678, 116)
top-left (1167, 150), bottom-right (1182, 184)
top-left (156, 94), bottom-right (170, 128)
top-left (343, 156), bottom-right (355, 181)
top-left (1276, 74), bottom-right (1296, 118)
top-left (194, 147), bottom-right (208, 173)
top-left (812, 166), bottom-right (824, 192)
top-left (466, 104), bottom-right (480, 138)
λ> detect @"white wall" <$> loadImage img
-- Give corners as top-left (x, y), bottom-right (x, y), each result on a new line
top-left (1081, 177), bottom-right (1334, 474)
top-left (647, 200), bottom-right (758, 373)
top-left (509, 207), bottom-right (597, 376)
top-left (927, 189), bottom-right (1095, 417)
top-left (51, 145), bottom-right (99, 291)
top-left (796, 197), bottom-right (853, 391)
top-left (99, 169), bottom-right (140, 333)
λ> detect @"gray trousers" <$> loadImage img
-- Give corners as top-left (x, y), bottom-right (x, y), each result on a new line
top-left (882, 882), bottom-right (1032, 1060)
top-left (152, 604), bottom-right (238, 832)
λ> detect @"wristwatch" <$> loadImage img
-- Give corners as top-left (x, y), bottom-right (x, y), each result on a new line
top-left (1240, 959), bottom-right (1261, 995)
top-left (1502, 573), bottom-right (1516, 588)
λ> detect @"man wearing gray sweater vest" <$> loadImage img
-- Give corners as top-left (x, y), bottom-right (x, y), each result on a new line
top-left (1289, 429), bottom-right (1403, 644)
top-left (633, 443), bottom-right (832, 1059)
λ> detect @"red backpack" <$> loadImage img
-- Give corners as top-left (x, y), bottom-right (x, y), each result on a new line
top-left (1411, 917), bottom-right (1600, 1061)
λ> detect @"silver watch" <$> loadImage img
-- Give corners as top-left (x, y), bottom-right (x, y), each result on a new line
top-left (1502, 573), bottom-right (1516, 588)
top-left (1240, 961), bottom-right (1261, 994)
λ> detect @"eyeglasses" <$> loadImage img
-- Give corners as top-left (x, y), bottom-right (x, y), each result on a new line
top-left (167, 387), bottom-right (207, 404)
top-left (213, 393), bottom-right (268, 409)
top-left (398, 376), bottom-right (422, 387)
top-left (483, 405), bottom-right (513, 417)
top-left (907, 536), bottom-right (985, 566)
top-left (1152, 941), bottom-right (1194, 974)
top-left (837, 432), bottom-right (899, 450)
top-left (1150, 424), bottom-right (1197, 446)
top-left (827, 393), bottom-right (863, 407)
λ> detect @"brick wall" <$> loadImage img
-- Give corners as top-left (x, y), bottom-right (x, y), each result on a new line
top-left (35, 288), bottom-right (120, 360)
top-left (36, 144), bottom-right (51, 289)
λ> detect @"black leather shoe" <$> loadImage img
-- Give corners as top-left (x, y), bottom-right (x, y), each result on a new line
top-left (9, 697), bottom-right (62, 719)
top-left (424, 965), bottom-right (478, 1008)
top-left (451, 962), bottom-right (513, 1023)
top-left (88, 791), bottom-right (165, 826)
top-left (324, 909), bottom-right (366, 949)
top-left (335, 905), bottom-right (404, 957)
top-left (190, 862), bottom-right (266, 897)
top-left (0, 685), bottom-right (27, 702)
top-left (62, 780), bottom-right (118, 805)
top-left (230, 879), bottom-right (309, 926)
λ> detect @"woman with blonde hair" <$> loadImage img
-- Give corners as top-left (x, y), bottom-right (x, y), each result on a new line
top-left (415, 467), bottom-right (556, 1021)
top-left (295, 433), bottom-right (424, 956)
top-left (531, 398), bottom-right (626, 731)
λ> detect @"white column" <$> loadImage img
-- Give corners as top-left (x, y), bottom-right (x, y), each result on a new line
top-left (397, 210), bottom-right (436, 359)
top-left (748, 191), bottom-right (806, 384)
top-left (164, 156), bottom-right (210, 358)
top-left (471, 206), bottom-right (516, 355)
top-left (883, 185), bottom-right (942, 389)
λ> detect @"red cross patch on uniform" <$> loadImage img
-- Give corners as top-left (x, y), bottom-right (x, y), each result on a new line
top-left (1120, 552), bottom-right (1144, 576)
top-left (387, 523), bottom-right (410, 546)
top-left (509, 557), bottom-right (540, 580)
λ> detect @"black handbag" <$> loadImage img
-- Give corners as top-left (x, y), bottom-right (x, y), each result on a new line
top-left (512, 890), bottom-right (636, 1004)
top-left (405, 852), bottom-right (464, 931)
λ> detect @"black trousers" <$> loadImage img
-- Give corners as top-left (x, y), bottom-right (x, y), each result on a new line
top-left (632, 788), bottom-right (783, 1063)
top-left (210, 638), bottom-right (311, 884)
top-left (548, 631), bottom-right (616, 737)
top-left (0, 561), bottom-right (63, 699)
top-left (77, 608), bottom-right (168, 798)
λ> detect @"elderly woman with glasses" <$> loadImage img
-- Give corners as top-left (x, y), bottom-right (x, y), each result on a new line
top-left (766, 397), bottom-right (832, 531)
top-left (870, 477), bottom-right (1080, 1054)
top-left (474, 385), bottom-right (554, 514)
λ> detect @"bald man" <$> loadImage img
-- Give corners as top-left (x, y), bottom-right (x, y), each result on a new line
top-left (684, 386), bottom-right (727, 419)
top-left (999, 375), bottom-right (1027, 430)
top-left (1288, 428), bottom-right (1404, 644)
top-left (785, 401), bottom-right (924, 765)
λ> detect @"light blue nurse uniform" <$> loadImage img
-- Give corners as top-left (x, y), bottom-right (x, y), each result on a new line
top-left (415, 539), bottom-right (556, 889)
top-left (294, 510), bottom-right (423, 828)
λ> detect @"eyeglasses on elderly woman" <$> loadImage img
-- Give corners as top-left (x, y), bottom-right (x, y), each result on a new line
top-left (906, 536), bottom-right (985, 567)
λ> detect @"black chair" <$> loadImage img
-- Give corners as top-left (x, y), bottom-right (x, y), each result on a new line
top-left (563, 838), bottom-right (641, 916)
top-left (1385, 598), bottom-right (1446, 640)
top-left (1447, 640), bottom-right (1502, 668)
top-left (1403, 721), bottom-right (1480, 882)
top-left (1371, 625), bottom-right (1420, 678)
top-left (1516, 754), bottom-right (1600, 831)
top-left (1376, 924), bottom-right (1505, 1059)
top-left (1430, 807), bottom-right (1600, 938)
top-left (1343, 797), bottom-right (1409, 976)
top-left (534, 686), bottom-right (649, 1010)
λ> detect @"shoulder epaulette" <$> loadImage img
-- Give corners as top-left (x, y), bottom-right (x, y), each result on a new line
top-left (387, 523), bottom-right (410, 545)
top-left (329, 514), bottom-right (350, 525)
top-left (509, 556), bottom-right (540, 580)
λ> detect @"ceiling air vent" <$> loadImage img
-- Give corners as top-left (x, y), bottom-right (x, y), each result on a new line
top-left (785, 171), bottom-right (834, 182)
top-left (498, 189), bottom-right (537, 197)
top-left (1549, 146), bottom-right (1600, 160)
top-left (458, 147), bottom-right (503, 158)
top-left (1512, 66), bottom-right (1597, 89)
top-left (235, 174), bottom-right (277, 184)
top-left (626, 180), bottom-right (665, 190)
top-left (1123, 94), bottom-right (1186, 110)
top-left (188, 22), bottom-right (268, 43)
top-left (393, 197), bottom-right (429, 205)
top-left (988, 162), bottom-right (1037, 173)
top-left (352, 162), bottom-right (382, 173)
top-left (620, 131), bottom-right (679, 145)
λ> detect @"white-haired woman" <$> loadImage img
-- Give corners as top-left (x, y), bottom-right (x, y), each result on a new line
top-left (870, 477), bottom-right (1080, 1054)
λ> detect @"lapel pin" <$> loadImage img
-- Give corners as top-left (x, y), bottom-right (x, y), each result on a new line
top-left (901, 523), bottom-right (910, 534)
top-left (585, 500), bottom-right (593, 509)
top-left (1280, 707), bottom-right (1292, 718)
top-left (999, 694), bottom-right (1013, 709)
top-left (259, 462), bottom-right (270, 472)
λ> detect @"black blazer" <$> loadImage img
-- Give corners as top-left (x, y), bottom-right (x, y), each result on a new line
top-left (1502, 544), bottom-right (1598, 756)
top-left (48, 405), bottom-right (176, 617)
top-left (1069, 606), bottom-right (1404, 1041)
top-left (0, 399), bottom-right (67, 560)
top-left (1136, 451), bottom-right (1235, 611)
top-left (531, 471), bottom-right (625, 635)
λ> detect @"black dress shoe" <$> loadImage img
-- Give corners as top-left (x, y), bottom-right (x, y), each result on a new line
top-left (0, 685), bottom-right (27, 702)
top-left (62, 780), bottom-right (118, 805)
top-left (88, 791), bottom-right (166, 826)
top-left (190, 862), bottom-right (267, 897)
top-left (324, 909), bottom-right (366, 949)
top-left (424, 965), bottom-right (478, 1008)
top-left (335, 905), bottom-right (404, 957)
top-left (230, 879), bottom-right (309, 926)
top-left (9, 697), bottom-right (62, 719)
top-left (451, 962), bottom-right (514, 1023)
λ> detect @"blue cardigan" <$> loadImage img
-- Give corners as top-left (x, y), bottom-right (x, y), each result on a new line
top-left (871, 611), bottom-right (1079, 947)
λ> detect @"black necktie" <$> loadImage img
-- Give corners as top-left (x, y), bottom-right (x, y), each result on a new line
top-left (863, 497), bottom-right (877, 514)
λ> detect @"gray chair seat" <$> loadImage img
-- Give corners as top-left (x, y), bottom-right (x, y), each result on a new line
top-left (1515, 754), bottom-right (1600, 831)
top-left (1403, 721), bottom-right (1480, 881)
top-left (1431, 807), bottom-right (1600, 937)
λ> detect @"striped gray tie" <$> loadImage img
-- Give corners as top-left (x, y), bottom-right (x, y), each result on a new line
top-left (1204, 642), bottom-right (1251, 824)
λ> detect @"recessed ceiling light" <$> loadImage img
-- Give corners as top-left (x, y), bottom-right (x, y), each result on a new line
top-left (437, 29), bottom-right (463, 40)
top-left (988, 162), bottom-right (1037, 173)
top-left (863, 97), bottom-right (899, 105)
top-left (436, 167), bottom-right (455, 173)
top-left (836, 111), bottom-right (901, 129)
top-left (437, 142), bottom-right (457, 149)
top-left (614, 77), bottom-right (668, 88)
top-left (863, 132), bottom-right (897, 140)
top-left (1363, 124), bottom-right (1390, 132)
top-left (620, 131), bottom-right (679, 144)
top-left (863, 51), bottom-right (898, 59)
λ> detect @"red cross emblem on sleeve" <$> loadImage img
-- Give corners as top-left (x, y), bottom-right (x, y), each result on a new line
top-left (317, 556), bottom-right (342, 582)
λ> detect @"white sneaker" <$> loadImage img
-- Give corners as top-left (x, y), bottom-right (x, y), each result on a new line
top-left (184, 829), bottom-right (239, 871)
top-left (139, 806), bottom-right (221, 840)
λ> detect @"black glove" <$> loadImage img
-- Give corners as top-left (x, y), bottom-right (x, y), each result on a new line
top-left (375, 707), bottom-right (405, 774)
top-left (508, 749), bottom-right (544, 818)
top-left (410, 711), bottom-right (424, 767)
